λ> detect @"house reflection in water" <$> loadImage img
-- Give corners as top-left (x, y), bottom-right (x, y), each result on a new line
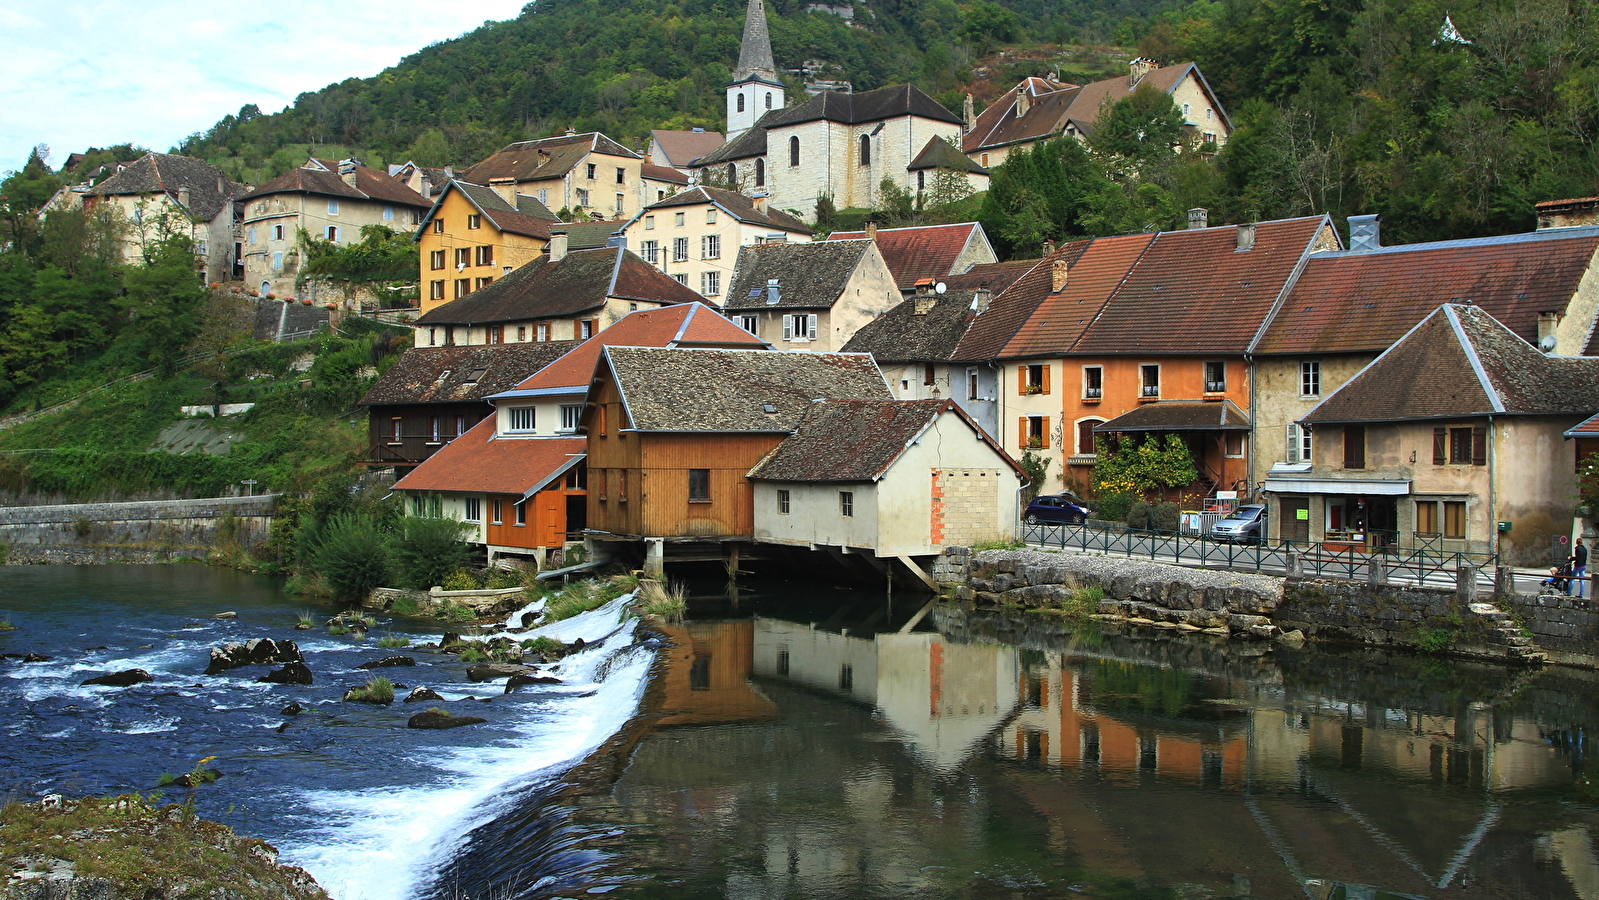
top-left (651, 620), bottom-right (778, 727)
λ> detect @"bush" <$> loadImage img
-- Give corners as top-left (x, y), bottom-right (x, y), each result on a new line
top-left (483, 566), bottom-right (524, 589)
top-left (457, 645), bottom-right (487, 663)
top-left (392, 515), bottom-right (472, 589)
top-left (440, 570), bottom-right (478, 591)
top-left (305, 514), bottom-right (390, 604)
top-left (376, 635), bottom-right (409, 648)
top-left (1151, 501), bottom-right (1180, 533)
top-left (1094, 491), bottom-right (1133, 523)
top-left (1126, 500), bottom-right (1151, 531)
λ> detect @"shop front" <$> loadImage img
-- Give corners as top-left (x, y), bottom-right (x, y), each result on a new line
top-left (1260, 477), bottom-right (1409, 551)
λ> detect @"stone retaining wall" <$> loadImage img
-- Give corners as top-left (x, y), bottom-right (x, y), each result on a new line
top-left (0, 496), bottom-right (277, 564)
top-left (1503, 592), bottom-right (1599, 668)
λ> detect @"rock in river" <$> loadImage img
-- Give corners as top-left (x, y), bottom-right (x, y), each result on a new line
top-left (81, 669), bottom-right (153, 687)
top-left (258, 662), bottom-right (314, 685)
top-left (356, 656), bottom-right (415, 670)
top-left (408, 710), bottom-right (486, 730)
top-left (205, 638), bottom-right (303, 675)
top-left (465, 663), bottom-right (539, 683)
top-left (403, 687), bottom-right (444, 704)
top-left (504, 674), bottom-right (562, 693)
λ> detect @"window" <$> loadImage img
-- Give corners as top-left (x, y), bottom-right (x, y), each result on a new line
top-left (790, 136), bottom-right (800, 167)
top-left (383, 204), bottom-right (394, 221)
top-left (454, 278), bottom-right (470, 299)
top-left (445, 326), bottom-right (456, 345)
top-left (1285, 423), bottom-right (1312, 464)
top-left (491, 500), bottom-right (502, 525)
top-left (579, 319), bottom-right (594, 339)
top-left (429, 416), bottom-right (440, 443)
top-left (673, 273), bottom-right (689, 285)
top-left (539, 189), bottom-right (547, 204)
top-left (327, 198), bottom-right (339, 215)
top-left (455, 248), bottom-right (471, 267)
top-left (429, 281), bottom-right (444, 301)
top-left (467, 214), bottom-right (481, 229)
top-left (641, 240), bottom-right (658, 265)
top-left (475, 245), bottom-right (494, 267)
top-left (755, 158), bottom-right (765, 186)
top-left (778, 489), bottom-right (790, 514)
top-left (248, 226), bottom-right (256, 245)
top-left (1225, 432), bottom-right (1244, 457)
top-left (433, 219), bottom-right (444, 234)
top-left (702, 234), bottom-right (720, 259)
top-left (196, 239), bottom-right (208, 256)
top-left (1444, 501), bottom-right (1466, 538)
top-left (1436, 426), bottom-right (1486, 466)
top-left (1343, 425), bottom-right (1366, 469)
top-left (1077, 420), bottom-right (1102, 455)
top-left (923, 363), bottom-right (935, 385)
top-left (1140, 364), bottom-right (1160, 398)
top-left (783, 314), bottom-right (817, 341)
top-left (576, 188), bottom-right (589, 207)
top-left (839, 663), bottom-right (853, 691)
top-left (454, 415), bottom-right (466, 437)
top-left (536, 323), bottom-right (549, 342)
top-left (390, 417), bottom-right (402, 443)
top-left (967, 368), bottom-right (980, 400)
top-left (587, 163), bottom-right (597, 180)
top-left (688, 469), bottom-right (710, 502)
top-left (739, 314), bottom-right (758, 334)
top-left (840, 491), bottom-right (854, 517)
top-left (1083, 366), bottom-right (1103, 399)
top-left (487, 324), bottom-right (502, 344)
top-left (918, 170), bottom-right (926, 191)
top-left (615, 193), bottom-right (624, 216)
top-left (464, 497), bottom-right (481, 522)
top-left (674, 212), bottom-right (685, 227)
top-left (981, 153), bottom-right (989, 166)
top-left (706, 209), bottom-right (718, 225)
top-left (516, 326), bottom-right (526, 342)
top-left (727, 163), bottom-right (737, 184)
top-left (1204, 361), bottom-right (1226, 393)
top-left (1182, 102), bottom-right (1191, 117)
top-left (272, 224), bottom-right (285, 241)
top-left (1300, 360), bottom-right (1320, 397)
top-left (672, 237), bottom-right (689, 262)
top-left (645, 215), bottom-right (655, 230)
top-left (272, 251), bottom-right (283, 270)
top-left (561, 404), bottom-right (582, 431)
top-left (508, 407), bottom-right (535, 432)
top-left (765, 91), bottom-right (773, 109)
top-left (859, 134), bottom-right (871, 166)
top-left (430, 250), bottom-right (445, 270)
top-left (616, 167), bottom-right (625, 185)
top-left (1416, 500), bottom-right (1438, 535)
top-left (1019, 415), bottom-right (1050, 449)
top-left (515, 501), bottom-right (527, 526)
top-left (702, 271), bottom-right (720, 296)
top-left (737, 93), bottom-right (746, 112)
top-left (1019, 363), bottom-right (1049, 395)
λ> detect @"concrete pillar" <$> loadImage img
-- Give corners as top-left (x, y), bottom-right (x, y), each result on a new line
top-left (1456, 563), bottom-right (1478, 605)
top-left (1495, 565), bottom-right (1514, 599)
top-left (1285, 551), bottom-right (1303, 578)
top-left (1366, 557), bottom-right (1387, 585)
top-left (644, 538), bottom-right (665, 577)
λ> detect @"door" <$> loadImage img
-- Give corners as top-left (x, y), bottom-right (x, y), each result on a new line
top-left (1281, 496), bottom-right (1309, 543)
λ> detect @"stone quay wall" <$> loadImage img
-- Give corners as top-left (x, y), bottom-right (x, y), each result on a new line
top-left (1503, 591), bottom-right (1599, 668)
top-left (0, 496), bottom-right (278, 564)
top-left (1271, 578), bottom-right (1534, 662)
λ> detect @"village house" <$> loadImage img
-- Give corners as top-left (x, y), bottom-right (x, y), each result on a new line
top-left (961, 60), bottom-right (1232, 169)
top-left (388, 161), bottom-right (455, 202)
top-left (82, 152), bottom-right (247, 283)
top-left (415, 180), bottom-right (559, 315)
top-left (826, 221), bottom-right (998, 296)
top-left (640, 161), bottom-right (690, 205)
top-left (583, 346), bottom-right (890, 572)
top-left (458, 131), bottom-right (647, 221)
top-left (620, 185), bottom-right (814, 300)
top-left (1292, 304), bottom-right (1599, 565)
top-left (357, 341), bottom-right (577, 473)
top-left (238, 157), bottom-right (430, 303)
top-left (747, 399), bottom-right (1024, 565)
top-left (721, 239), bottom-right (901, 350)
top-left (1249, 215), bottom-right (1599, 537)
top-left (392, 303), bottom-right (765, 562)
top-left (413, 241), bottom-right (703, 348)
top-left (648, 128), bottom-right (726, 169)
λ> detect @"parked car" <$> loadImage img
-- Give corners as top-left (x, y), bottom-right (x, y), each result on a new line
top-left (1210, 505), bottom-right (1267, 543)
top-left (1024, 492), bottom-right (1092, 525)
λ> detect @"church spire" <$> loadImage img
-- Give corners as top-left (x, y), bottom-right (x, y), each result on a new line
top-left (734, 0), bottom-right (777, 82)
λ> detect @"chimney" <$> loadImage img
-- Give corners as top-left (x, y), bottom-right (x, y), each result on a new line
top-left (339, 158), bottom-right (358, 188)
top-left (216, 175), bottom-right (224, 194)
top-left (606, 232), bottom-right (626, 249)
top-left (1539, 311), bottom-right (1562, 344)
top-left (1016, 87), bottom-right (1031, 118)
top-left (963, 93), bottom-right (975, 133)
top-left (1043, 238), bottom-right (1055, 257)
top-left (549, 232), bottom-right (569, 261)
top-left (564, 126), bottom-right (576, 136)
top-left (1051, 259), bottom-right (1069, 293)
top-left (766, 278), bottom-right (781, 305)
top-left (1129, 57), bottom-right (1157, 87)
top-left (178, 185), bottom-right (190, 208)
top-left (488, 178), bottom-right (518, 204)
top-left (865, 221), bottom-right (878, 241)
top-left (752, 191), bottom-right (768, 213)
top-left (1188, 208), bottom-right (1208, 230)
top-left (972, 285), bottom-right (992, 312)
top-left (1236, 222), bottom-right (1256, 252)
top-left (1348, 214), bottom-right (1381, 252)
top-left (914, 297), bottom-right (935, 315)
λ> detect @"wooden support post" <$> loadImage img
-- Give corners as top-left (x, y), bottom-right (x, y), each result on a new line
top-left (896, 555), bottom-right (937, 591)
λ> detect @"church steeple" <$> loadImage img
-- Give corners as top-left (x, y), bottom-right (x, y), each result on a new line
top-left (727, 0), bottom-right (785, 142)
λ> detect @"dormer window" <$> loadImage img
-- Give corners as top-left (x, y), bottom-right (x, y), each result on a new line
top-left (508, 407), bottom-right (536, 432)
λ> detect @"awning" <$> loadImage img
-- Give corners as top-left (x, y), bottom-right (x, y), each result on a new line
top-left (1262, 478), bottom-right (1411, 496)
top-left (1095, 399), bottom-right (1250, 432)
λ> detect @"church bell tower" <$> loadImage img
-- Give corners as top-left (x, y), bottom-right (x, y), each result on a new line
top-left (726, 0), bottom-right (786, 141)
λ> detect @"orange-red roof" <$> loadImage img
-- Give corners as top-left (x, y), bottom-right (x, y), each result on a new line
top-left (995, 232), bottom-right (1157, 357)
top-left (506, 302), bottom-right (767, 392)
top-left (827, 222), bottom-right (990, 290)
top-left (394, 419), bottom-right (584, 496)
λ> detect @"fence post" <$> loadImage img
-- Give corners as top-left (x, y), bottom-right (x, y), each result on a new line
top-left (1286, 550), bottom-right (1303, 578)
top-left (1367, 556), bottom-right (1387, 585)
top-left (1455, 562), bottom-right (1478, 605)
top-left (1494, 565), bottom-right (1514, 599)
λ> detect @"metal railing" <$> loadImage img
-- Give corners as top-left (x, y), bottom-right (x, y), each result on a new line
top-left (1020, 521), bottom-right (1497, 585)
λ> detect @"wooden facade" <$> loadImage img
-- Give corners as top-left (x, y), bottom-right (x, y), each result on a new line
top-left (367, 403), bottom-right (490, 471)
top-left (483, 470), bottom-right (587, 552)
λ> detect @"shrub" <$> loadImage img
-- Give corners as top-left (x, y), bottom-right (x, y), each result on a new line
top-left (304, 513), bottom-right (389, 604)
top-left (483, 566), bottom-right (524, 589)
top-left (1093, 491), bottom-right (1133, 522)
top-left (391, 595), bottom-right (419, 615)
top-left (328, 625), bottom-right (351, 635)
top-left (1151, 501), bottom-right (1180, 533)
top-left (457, 645), bottom-right (487, 663)
top-left (392, 516), bottom-right (472, 590)
top-left (636, 579), bottom-right (687, 622)
top-left (1415, 627), bottom-right (1454, 653)
top-left (438, 601), bottom-right (477, 623)
top-left (440, 570), bottom-right (478, 592)
top-left (1126, 500), bottom-right (1151, 531)
top-left (376, 635), bottom-right (409, 648)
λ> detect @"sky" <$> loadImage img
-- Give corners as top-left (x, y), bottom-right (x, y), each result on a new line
top-left (0, 0), bottom-right (531, 174)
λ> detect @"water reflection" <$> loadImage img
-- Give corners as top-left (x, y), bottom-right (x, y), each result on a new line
top-left (564, 591), bottom-right (1599, 899)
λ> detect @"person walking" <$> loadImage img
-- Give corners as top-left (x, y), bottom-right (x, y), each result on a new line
top-left (1574, 537), bottom-right (1588, 599)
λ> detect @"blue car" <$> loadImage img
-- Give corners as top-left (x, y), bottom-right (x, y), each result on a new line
top-left (1024, 492), bottom-right (1092, 525)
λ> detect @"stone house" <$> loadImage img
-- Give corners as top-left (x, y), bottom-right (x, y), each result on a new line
top-left (1292, 304), bottom-right (1599, 564)
top-left (392, 303), bottom-right (764, 562)
top-left (640, 162), bottom-right (690, 206)
top-left (648, 128), bottom-right (726, 169)
top-left (458, 131), bottom-right (647, 222)
top-left (620, 186), bottom-right (814, 302)
top-left (1249, 215), bottom-right (1599, 520)
top-left (722, 239), bottom-right (901, 351)
top-left (412, 242), bottom-right (704, 349)
top-left (82, 152), bottom-right (247, 283)
top-left (961, 60), bottom-right (1232, 169)
top-left (747, 399), bottom-right (1024, 558)
top-left (415, 180), bottom-right (559, 315)
top-left (239, 157), bottom-right (430, 303)
top-left (825, 221), bottom-right (998, 296)
top-left (388, 161), bottom-right (454, 202)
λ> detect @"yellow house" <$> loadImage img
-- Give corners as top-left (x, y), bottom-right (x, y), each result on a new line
top-left (457, 132), bottom-right (646, 221)
top-left (416, 181), bottom-right (558, 316)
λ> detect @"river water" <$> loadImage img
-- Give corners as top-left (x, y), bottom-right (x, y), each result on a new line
top-left (4, 566), bottom-right (1599, 899)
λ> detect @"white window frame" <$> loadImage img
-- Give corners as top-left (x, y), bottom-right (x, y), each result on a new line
top-left (508, 407), bottom-right (536, 432)
top-left (839, 491), bottom-right (854, 517)
top-left (675, 212), bottom-right (685, 227)
top-left (702, 234), bottom-right (720, 259)
top-left (782, 313), bottom-right (818, 342)
top-left (778, 489), bottom-right (790, 514)
top-left (560, 404), bottom-right (583, 432)
top-left (1300, 360), bottom-right (1321, 397)
top-left (641, 240), bottom-right (659, 265)
top-left (739, 314), bottom-right (759, 334)
top-left (1083, 365), bottom-right (1103, 399)
top-left (327, 198), bottom-right (339, 215)
top-left (645, 215), bottom-right (655, 230)
top-left (1139, 364), bottom-right (1160, 399)
top-left (672, 237), bottom-right (689, 262)
top-left (464, 497), bottom-right (481, 522)
top-left (707, 208), bottom-right (718, 224)
top-left (383, 204), bottom-right (394, 221)
top-left (1285, 422), bottom-right (1313, 464)
top-left (967, 367), bottom-right (980, 400)
top-left (702, 271), bottom-right (720, 296)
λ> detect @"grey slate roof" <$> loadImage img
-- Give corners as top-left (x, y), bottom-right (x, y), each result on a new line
top-left (645, 186), bottom-right (813, 234)
top-left (733, 0), bottom-right (779, 82)
top-left (416, 246), bottom-right (703, 325)
top-left (358, 343), bottom-right (579, 406)
top-left (748, 399), bottom-right (1000, 482)
top-left (604, 347), bottom-right (890, 432)
top-left (1304, 304), bottom-right (1599, 423)
top-left (460, 133), bottom-right (641, 184)
top-left (723, 240), bottom-right (872, 310)
top-left (908, 136), bottom-right (989, 173)
top-left (415, 181), bottom-right (557, 242)
top-left (86, 152), bottom-right (246, 223)
top-left (841, 294), bottom-right (976, 362)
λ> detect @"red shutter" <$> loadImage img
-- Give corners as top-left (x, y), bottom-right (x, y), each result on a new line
top-left (1017, 417), bottom-right (1027, 449)
top-left (1041, 417), bottom-right (1052, 449)
top-left (1041, 364), bottom-right (1051, 395)
top-left (1433, 428), bottom-right (1446, 465)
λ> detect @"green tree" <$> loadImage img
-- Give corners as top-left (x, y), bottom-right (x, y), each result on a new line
top-left (297, 225), bottom-right (419, 308)
top-left (1091, 81), bottom-right (1189, 161)
top-left (306, 513), bottom-right (391, 603)
top-left (392, 514), bottom-right (473, 589)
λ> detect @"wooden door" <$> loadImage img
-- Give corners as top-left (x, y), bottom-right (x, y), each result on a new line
top-left (1281, 497), bottom-right (1309, 543)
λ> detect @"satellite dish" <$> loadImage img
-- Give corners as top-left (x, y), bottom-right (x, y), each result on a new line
top-left (1540, 334), bottom-right (1558, 353)
top-left (935, 282), bottom-right (947, 294)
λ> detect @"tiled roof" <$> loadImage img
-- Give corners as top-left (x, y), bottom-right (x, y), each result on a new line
top-left (1253, 226), bottom-right (1599, 356)
top-left (1061, 63), bottom-right (1231, 138)
top-left (242, 160), bottom-right (429, 209)
top-left (640, 162), bottom-right (690, 185)
top-left (394, 419), bottom-right (585, 496)
top-left (1071, 216), bottom-right (1330, 355)
top-left (460, 133), bottom-right (641, 183)
top-left (723, 240), bottom-right (873, 310)
top-left (945, 258), bottom-right (1039, 295)
top-left (1304, 304), bottom-right (1599, 423)
top-left (498, 303), bottom-right (768, 394)
top-left (749, 400), bottom-right (974, 481)
top-left (415, 247), bottom-right (702, 325)
top-left (693, 116), bottom-right (769, 165)
top-left (951, 246), bottom-right (1080, 361)
top-left (557, 221), bottom-right (625, 249)
top-left (86, 152), bottom-right (246, 223)
top-left (418, 181), bottom-right (556, 241)
top-left (604, 347), bottom-right (890, 432)
top-left (645, 186), bottom-right (813, 234)
top-left (694, 84), bottom-right (962, 165)
top-left (993, 232), bottom-right (1157, 358)
top-left (1095, 399), bottom-right (1250, 432)
top-left (963, 79), bottom-right (1083, 153)
top-left (827, 222), bottom-right (989, 290)
top-left (649, 129), bottom-right (726, 167)
top-left (1564, 412), bottom-right (1599, 438)
top-left (358, 343), bottom-right (579, 406)
top-left (908, 135), bottom-right (988, 172)
top-left (840, 293), bottom-right (975, 362)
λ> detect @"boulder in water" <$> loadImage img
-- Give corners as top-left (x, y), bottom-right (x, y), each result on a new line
top-left (21, 653), bottom-right (53, 663)
top-left (408, 710), bottom-right (486, 729)
top-left (403, 687), bottom-right (444, 703)
top-left (465, 663), bottom-right (539, 683)
top-left (211, 611), bottom-right (237, 619)
top-left (81, 669), bottom-right (153, 687)
top-left (258, 662), bottom-right (314, 686)
top-left (205, 638), bottom-right (303, 675)
top-left (357, 656), bottom-right (415, 670)
top-left (281, 701), bottom-right (303, 716)
top-left (505, 674), bottom-right (562, 693)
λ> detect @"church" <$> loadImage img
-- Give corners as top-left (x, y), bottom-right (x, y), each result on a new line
top-left (691, 0), bottom-right (986, 221)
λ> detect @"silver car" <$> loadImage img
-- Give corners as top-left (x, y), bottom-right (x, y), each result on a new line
top-left (1210, 505), bottom-right (1266, 544)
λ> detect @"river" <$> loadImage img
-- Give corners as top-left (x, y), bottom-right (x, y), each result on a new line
top-left (3, 565), bottom-right (1598, 899)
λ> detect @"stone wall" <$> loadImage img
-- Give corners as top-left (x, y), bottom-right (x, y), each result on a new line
top-left (0, 496), bottom-right (277, 564)
top-left (1503, 591), bottom-right (1599, 668)
top-left (1273, 578), bottom-right (1537, 663)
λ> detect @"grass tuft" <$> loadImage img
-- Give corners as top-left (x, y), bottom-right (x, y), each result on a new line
top-left (345, 676), bottom-right (395, 704)
top-left (376, 635), bottom-right (409, 648)
top-left (636, 579), bottom-right (687, 622)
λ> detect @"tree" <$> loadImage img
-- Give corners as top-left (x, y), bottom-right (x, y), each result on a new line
top-left (1091, 82), bottom-right (1189, 162)
top-left (296, 225), bottom-right (420, 308)
top-left (978, 137), bottom-right (1112, 258)
top-left (392, 515), bottom-right (473, 589)
top-left (306, 513), bottom-right (391, 603)
top-left (0, 147), bottom-right (63, 255)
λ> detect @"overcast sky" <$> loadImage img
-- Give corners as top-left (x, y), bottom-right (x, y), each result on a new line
top-left (0, 0), bottom-right (530, 174)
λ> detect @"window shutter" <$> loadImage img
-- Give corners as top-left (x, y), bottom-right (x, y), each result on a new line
top-left (783, 317), bottom-right (793, 340)
top-left (1041, 417), bottom-right (1052, 449)
top-left (807, 314), bottom-right (817, 339)
top-left (1472, 425), bottom-right (1487, 465)
top-left (1017, 365), bottom-right (1027, 396)
top-left (1285, 424), bottom-right (1298, 464)
top-left (1017, 417), bottom-right (1027, 449)
top-left (1433, 428), bottom-right (1446, 465)
top-left (1041, 364), bottom-right (1051, 395)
